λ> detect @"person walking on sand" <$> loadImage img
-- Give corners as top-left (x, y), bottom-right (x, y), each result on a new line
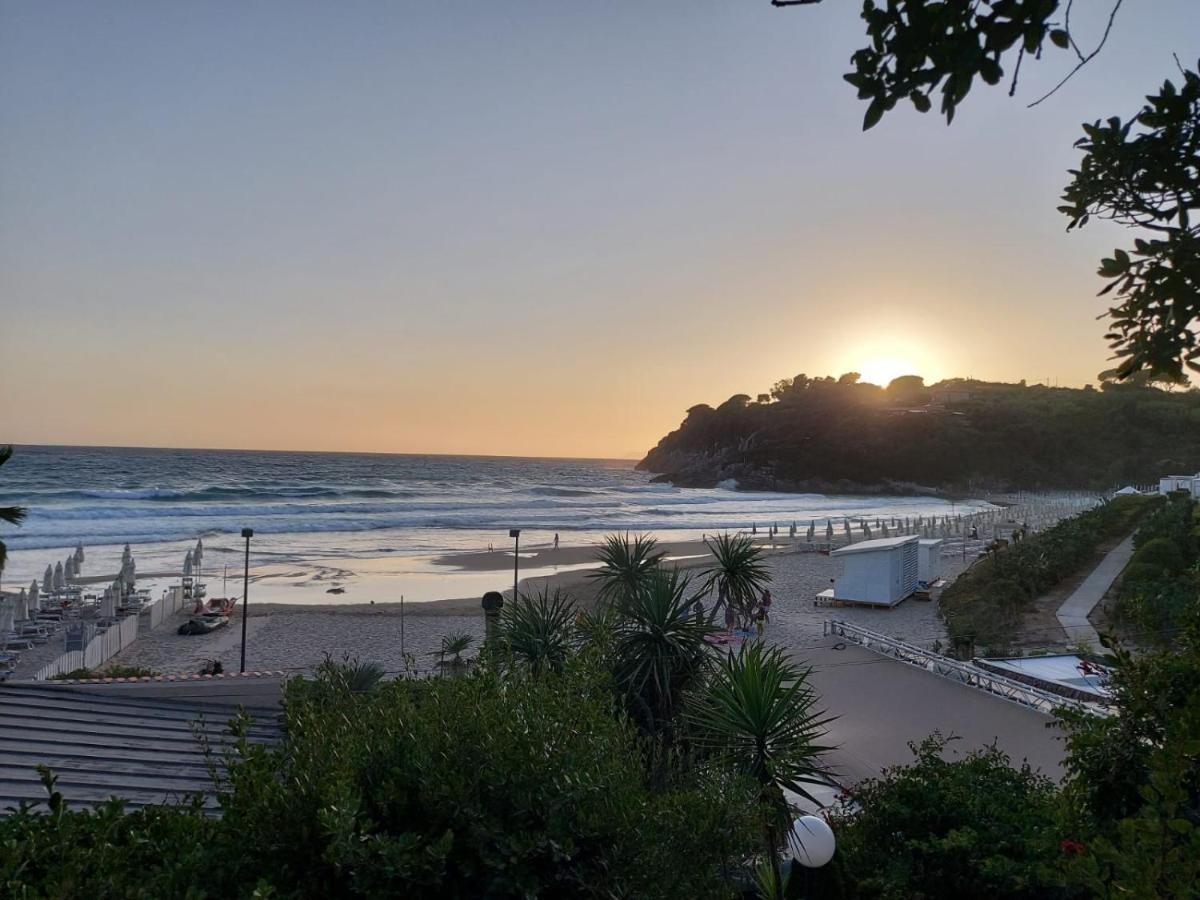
top-left (760, 588), bottom-right (772, 623)
top-left (723, 595), bottom-right (736, 633)
top-left (553, 533), bottom-right (559, 550)
top-left (754, 605), bottom-right (766, 638)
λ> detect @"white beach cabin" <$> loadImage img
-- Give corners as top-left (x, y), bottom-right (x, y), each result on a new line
top-left (818, 536), bottom-right (919, 608)
top-left (917, 538), bottom-right (943, 587)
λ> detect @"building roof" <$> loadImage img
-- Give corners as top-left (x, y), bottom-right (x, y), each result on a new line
top-left (0, 678), bottom-right (282, 813)
top-left (831, 536), bottom-right (918, 557)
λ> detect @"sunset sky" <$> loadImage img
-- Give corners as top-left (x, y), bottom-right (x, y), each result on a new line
top-left (2, 1), bottom-right (1196, 459)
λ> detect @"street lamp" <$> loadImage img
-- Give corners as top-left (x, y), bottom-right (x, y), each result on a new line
top-left (509, 528), bottom-right (521, 601)
top-left (239, 528), bottom-right (253, 674)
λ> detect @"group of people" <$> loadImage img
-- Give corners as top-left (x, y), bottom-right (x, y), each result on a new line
top-left (698, 584), bottom-right (773, 636)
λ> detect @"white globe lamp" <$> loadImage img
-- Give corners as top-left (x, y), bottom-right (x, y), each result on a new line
top-left (791, 815), bottom-right (836, 868)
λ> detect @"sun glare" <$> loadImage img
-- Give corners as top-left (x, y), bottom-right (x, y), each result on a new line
top-left (857, 357), bottom-right (919, 387)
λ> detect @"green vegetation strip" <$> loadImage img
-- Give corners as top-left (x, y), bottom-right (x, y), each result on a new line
top-left (940, 494), bottom-right (1153, 653)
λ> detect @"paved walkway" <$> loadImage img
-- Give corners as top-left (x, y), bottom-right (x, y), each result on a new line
top-left (1056, 535), bottom-right (1135, 648)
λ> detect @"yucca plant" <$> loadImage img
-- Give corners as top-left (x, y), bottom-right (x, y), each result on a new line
top-left (498, 586), bottom-right (577, 675)
top-left (0, 446), bottom-right (26, 573)
top-left (433, 631), bottom-right (476, 676)
top-left (686, 642), bottom-right (832, 897)
top-left (612, 568), bottom-right (714, 739)
top-left (589, 532), bottom-right (666, 606)
top-left (699, 533), bottom-right (770, 626)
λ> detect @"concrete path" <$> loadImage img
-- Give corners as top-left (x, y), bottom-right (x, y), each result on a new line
top-left (1056, 535), bottom-right (1135, 648)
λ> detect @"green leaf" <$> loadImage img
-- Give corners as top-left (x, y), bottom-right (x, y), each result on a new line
top-left (1049, 29), bottom-right (1069, 50)
top-left (863, 98), bottom-right (885, 130)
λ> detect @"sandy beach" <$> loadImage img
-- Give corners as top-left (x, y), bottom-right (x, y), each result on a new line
top-left (107, 539), bottom-right (969, 678)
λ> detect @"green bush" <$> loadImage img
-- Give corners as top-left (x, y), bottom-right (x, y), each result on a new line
top-left (50, 664), bottom-right (159, 680)
top-left (940, 496), bottom-right (1154, 648)
top-left (1, 657), bottom-right (760, 899)
top-left (1129, 537), bottom-right (1187, 574)
top-left (829, 734), bottom-right (1073, 900)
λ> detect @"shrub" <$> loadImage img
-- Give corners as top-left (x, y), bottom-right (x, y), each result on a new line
top-left (830, 734), bottom-right (1071, 900)
top-left (1129, 537), bottom-right (1187, 574)
top-left (50, 665), bottom-right (159, 680)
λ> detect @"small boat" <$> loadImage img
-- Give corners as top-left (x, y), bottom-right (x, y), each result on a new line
top-left (177, 615), bottom-right (229, 636)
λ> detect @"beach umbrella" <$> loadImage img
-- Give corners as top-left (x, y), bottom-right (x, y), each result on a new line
top-left (53, 561), bottom-right (65, 591)
top-left (28, 580), bottom-right (39, 613)
top-left (843, 520), bottom-right (852, 544)
top-left (65, 556), bottom-right (75, 581)
top-left (0, 600), bottom-right (13, 635)
top-left (15, 589), bottom-right (27, 622)
top-left (789, 522), bottom-right (796, 538)
top-left (122, 544), bottom-right (132, 565)
top-left (74, 543), bottom-right (85, 566)
top-left (43, 565), bottom-right (53, 594)
top-left (825, 521), bottom-right (833, 542)
top-left (194, 538), bottom-right (204, 575)
top-left (183, 550), bottom-right (193, 577)
top-left (881, 522), bottom-right (890, 537)
top-left (806, 521), bottom-right (815, 542)
top-left (123, 556), bottom-right (136, 589)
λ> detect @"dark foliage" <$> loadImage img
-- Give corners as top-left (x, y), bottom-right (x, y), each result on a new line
top-left (939, 495), bottom-right (1151, 650)
top-left (829, 735), bottom-right (1072, 900)
top-left (639, 376), bottom-right (1198, 493)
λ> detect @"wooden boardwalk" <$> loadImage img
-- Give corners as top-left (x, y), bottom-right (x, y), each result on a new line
top-left (0, 680), bottom-right (281, 813)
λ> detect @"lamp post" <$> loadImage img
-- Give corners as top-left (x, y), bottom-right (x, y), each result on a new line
top-left (509, 528), bottom-right (521, 601)
top-left (789, 814), bottom-right (836, 897)
top-left (239, 528), bottom-right (253, 674)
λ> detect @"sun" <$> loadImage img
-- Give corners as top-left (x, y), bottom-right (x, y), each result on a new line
top-left (857, 356), bottom-right (919, 388)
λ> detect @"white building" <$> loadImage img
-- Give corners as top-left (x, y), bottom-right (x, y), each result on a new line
top-left (1159, 473), bottom-right (1200, 496)
top-left (917, 538), bottom-right (943, 587)
top-left (818, 536), bottom-right (919, 607)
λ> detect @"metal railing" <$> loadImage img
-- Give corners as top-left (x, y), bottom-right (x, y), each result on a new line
top-left (823, 620), bottom-right (1106, 717)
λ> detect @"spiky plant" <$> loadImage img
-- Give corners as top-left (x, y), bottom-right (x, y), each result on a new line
top-left (433, 631), bottom-right (476, 676)
top-left (686, 642), bottom-right (833, 894)
top-left (612, 567), bottom-right (714, 739)
top-left (588, 532), bottom-right (666, 606)
top-left (498, 586), bottom-right (577, 675)
top-left (0, 446), bottom-right (27, 573)
top-left (699, 533), bottom-right (770, 626)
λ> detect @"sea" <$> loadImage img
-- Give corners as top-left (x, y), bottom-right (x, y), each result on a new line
top-left (0, 446), bottom-right (993, 604)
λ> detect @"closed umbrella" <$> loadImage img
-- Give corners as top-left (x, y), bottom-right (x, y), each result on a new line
top-left (122, 544), bottom-right (132, 565)
top-left (15, 589), bottom-right (27, 622)
top-left (183, 550), bottom-right (193, 577)
top-left (28, 580), bottom-right (39, 613)
top-left (123, 556), bottom-right (136, 589)
top-left (881, 522), bottom-right (890, 537)
top-left (43, 565), bottom-right (53, 594)
top-left (53, 561), bottom-right (65, 591)
top-left (825, 520), bottom-right (834, 542)
top-left (194, 538), bottom-right (204, 569)
top-left (74, 543), bottom-right (85, 566)
top-left (843, 520), bottom-right (852, 543)
top-left (806, 521), bottom-right (815, 542)
top-left (65, 556), bottom-right (75, 581)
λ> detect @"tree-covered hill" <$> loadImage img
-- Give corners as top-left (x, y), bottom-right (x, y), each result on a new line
top-left (638, 374), bottom-right (1200, 494)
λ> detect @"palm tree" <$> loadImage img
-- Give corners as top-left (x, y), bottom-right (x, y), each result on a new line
top-left (611, 567), bottom-right (714, 739)
top-left (699, 533), bottom-right (770, 627)
top-left (498, 586), bottom-right (577, 675)
top-left (432, 631), bottom-right (475, 676)
top-left (686, 642), bottom-right (832, 898)
top-left (0, 446), bottom-right (27, 573)
top-left (588, 532), bottom-right (665, 606)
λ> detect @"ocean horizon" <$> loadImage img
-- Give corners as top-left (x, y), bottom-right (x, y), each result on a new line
top-left (0, 444), bottom-right (993, 603)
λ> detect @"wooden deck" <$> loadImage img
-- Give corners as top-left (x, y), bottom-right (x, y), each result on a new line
top-left (0, 679), bottom-right (282, 813)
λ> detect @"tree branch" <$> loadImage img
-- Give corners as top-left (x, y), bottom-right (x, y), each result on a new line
top-left (1028, 0), bottom-right (1124, 108)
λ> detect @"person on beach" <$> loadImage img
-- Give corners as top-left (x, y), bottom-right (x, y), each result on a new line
top-left (723, 598), bottom-right (736, 633)
top-left (553, 533), bottom-right (559, 550)
top-left (760, 588), bottom-right (772, 623)
top-left (754, 605), bottom-right (766, 637)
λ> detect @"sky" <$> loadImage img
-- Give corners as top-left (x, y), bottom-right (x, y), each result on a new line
top-left (1, 1), bottom-right (1196, 459)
